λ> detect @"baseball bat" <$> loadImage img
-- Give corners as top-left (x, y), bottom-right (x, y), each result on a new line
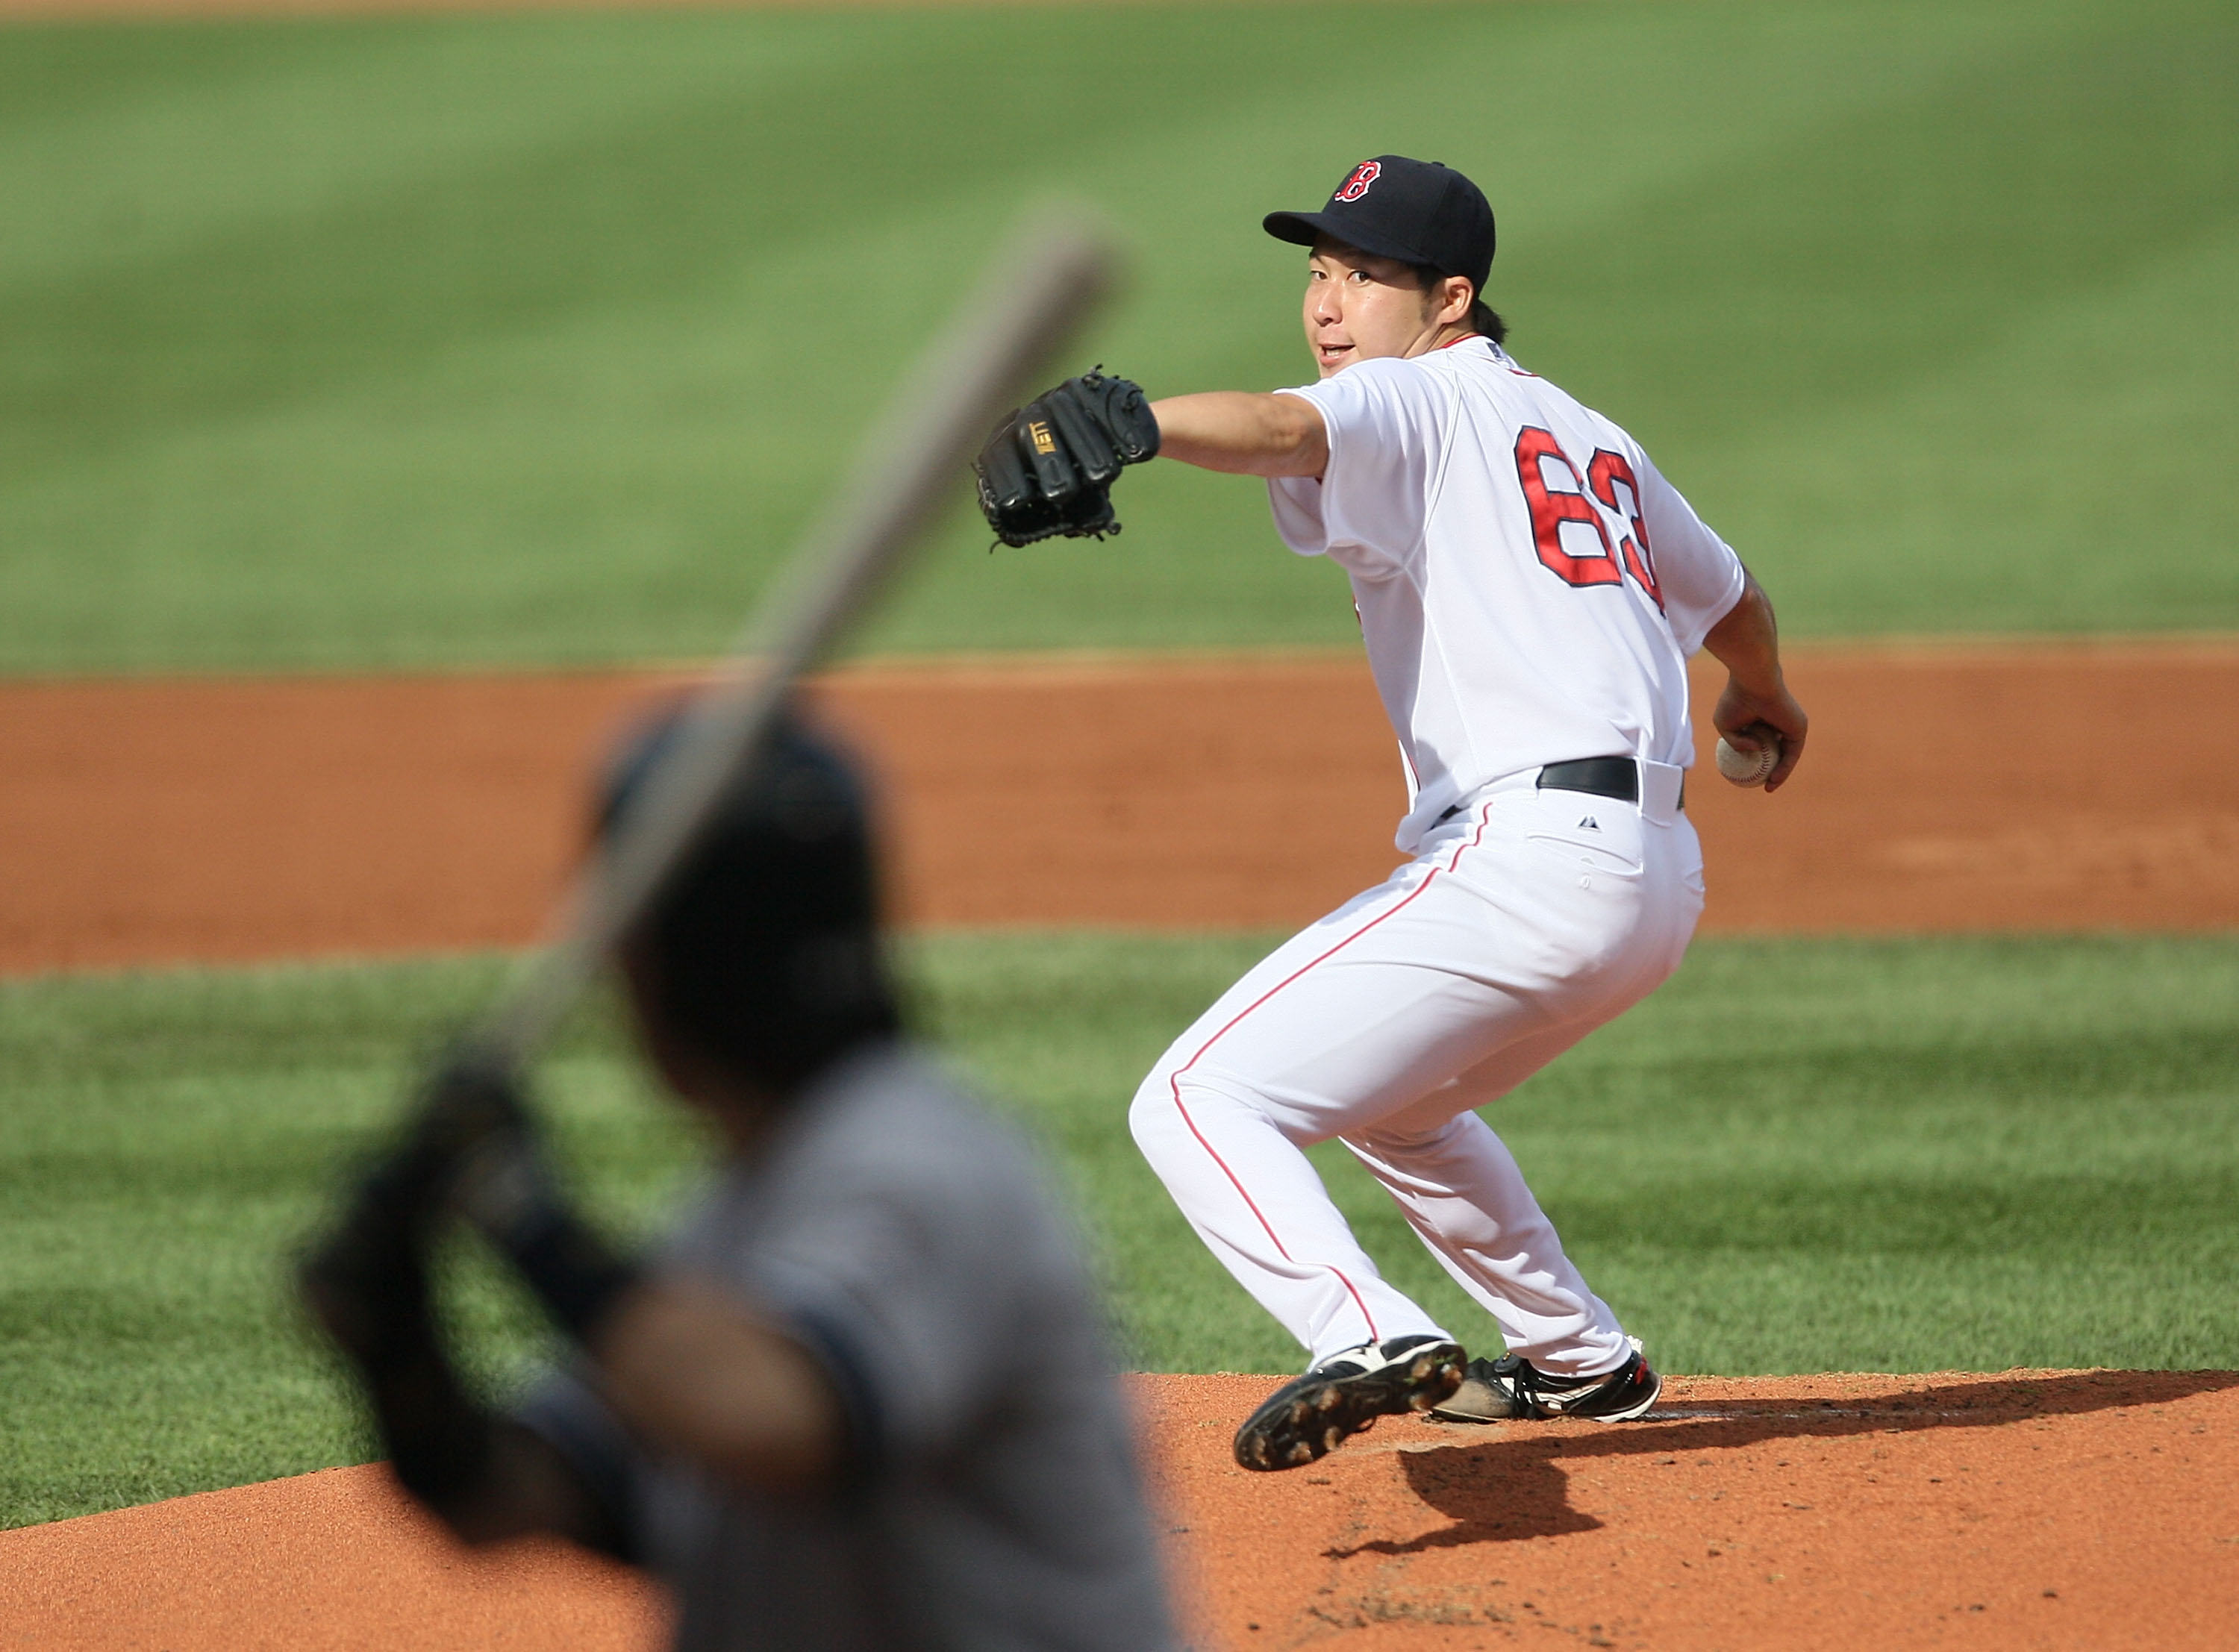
top-left (472, 206), bottom-right (1120, 1071)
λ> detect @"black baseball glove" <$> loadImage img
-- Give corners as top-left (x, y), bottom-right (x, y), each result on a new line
top-left (973, 369), bottom-right (1160, 547)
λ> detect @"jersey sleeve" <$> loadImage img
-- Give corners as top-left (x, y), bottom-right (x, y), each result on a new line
top-left (1631, 442), bottom-right (1746, 656)
top-left (1265, 357), bottom-right (1452, 567)
top-left (745, 1190), bottom-right (1015, 1476)
top-left (724, 1085), bottom-right (1096, 1479)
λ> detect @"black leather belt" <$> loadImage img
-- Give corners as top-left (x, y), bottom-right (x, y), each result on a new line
top-left (1437, 757), bottom-right (1678, 824)
top-left (1537, 757), bottom-right (1643, 804)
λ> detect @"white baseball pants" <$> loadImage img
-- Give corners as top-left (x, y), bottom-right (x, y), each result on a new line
top-left (1130, 764), bottom-right (1703, 1377)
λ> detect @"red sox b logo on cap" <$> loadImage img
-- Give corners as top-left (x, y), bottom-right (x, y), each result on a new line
top-left (1334, 160), bottom-right (1381, 202)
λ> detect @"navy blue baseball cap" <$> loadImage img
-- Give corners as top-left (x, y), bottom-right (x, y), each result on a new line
top-left (1264, 156), bottom-right (1496, 300)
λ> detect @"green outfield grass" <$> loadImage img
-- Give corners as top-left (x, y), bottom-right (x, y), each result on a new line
top-left (2, 932), bottom-right (2235, 1527)
top-left (2, 0), bottom-right (2232, 674)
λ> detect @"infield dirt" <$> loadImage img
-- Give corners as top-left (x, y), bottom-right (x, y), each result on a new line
top-left (4, 1369), bottom-right (2235, 1650)
top-left (4, 642), bottom-right (2238, 975)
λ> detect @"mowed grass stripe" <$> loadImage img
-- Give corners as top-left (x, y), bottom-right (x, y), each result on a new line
top-left (0, 0), bottom-right (2231, 672)
top-left (2, 932), bottom-right (2235, 1526)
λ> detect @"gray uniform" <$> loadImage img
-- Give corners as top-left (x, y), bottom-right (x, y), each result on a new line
top-left (516, 1043), bottom-right (1176, 1652)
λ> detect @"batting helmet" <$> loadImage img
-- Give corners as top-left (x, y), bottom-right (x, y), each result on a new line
top-left (597, 702), bottom-right (902, 1092)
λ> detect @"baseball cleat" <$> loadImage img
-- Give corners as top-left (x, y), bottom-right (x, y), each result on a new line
top-left (1428, 1339), bottom-right (1661, 1424)
top-left (1232, 1334), bottom-right (1465, 1471)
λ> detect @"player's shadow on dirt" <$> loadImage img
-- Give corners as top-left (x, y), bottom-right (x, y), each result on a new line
top-left (1327, 1368), bottom-right (2239, 1558)
top-left (1376, 1442), bottom-right (1608, 1548)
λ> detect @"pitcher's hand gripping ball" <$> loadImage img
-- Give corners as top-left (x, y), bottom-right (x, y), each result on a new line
top-left (974, 369), bottom-right (1159, 545)
top-left (1714, 725), bottom-right (1782, 787)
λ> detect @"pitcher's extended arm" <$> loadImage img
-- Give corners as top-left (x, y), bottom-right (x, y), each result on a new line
top-left (1150, 392), bottom-right (1328, 478)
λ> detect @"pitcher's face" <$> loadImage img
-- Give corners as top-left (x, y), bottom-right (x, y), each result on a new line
top-left (1302, 240), bottom-right (1469, 378)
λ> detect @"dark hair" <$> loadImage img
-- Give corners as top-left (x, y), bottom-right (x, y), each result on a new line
top-left (599, 705), bottom-right (902, 1093)
top-left (1408, 262), bottom-right (1508, 345)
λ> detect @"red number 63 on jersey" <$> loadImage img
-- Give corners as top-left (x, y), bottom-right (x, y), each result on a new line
top-left (1511, 427), bottom-right (1662, 609)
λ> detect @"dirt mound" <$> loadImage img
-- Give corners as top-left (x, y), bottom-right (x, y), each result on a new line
top-left (5, 1369), bottom-right (2234, 1650)
top-left (3, 644), bottom-right (2236, 975)
top-left (1140, 1368), bottom-right (2239, 1649)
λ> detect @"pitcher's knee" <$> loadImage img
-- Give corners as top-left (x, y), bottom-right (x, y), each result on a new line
top-left (1128, 1067), bottom-right (1190, 1164)
top-left (1130, 1067), bottom-right (1283, 1173)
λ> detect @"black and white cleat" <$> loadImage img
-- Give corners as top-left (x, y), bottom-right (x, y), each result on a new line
top-left (1233, 1335), bottom-right (1465, 1471)
top-left (1430, 1339), bottom-right (1662, 1424)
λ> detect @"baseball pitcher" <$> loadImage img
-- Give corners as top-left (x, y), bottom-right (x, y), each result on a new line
top-left (976, 155), bottom-right (1808, 1472)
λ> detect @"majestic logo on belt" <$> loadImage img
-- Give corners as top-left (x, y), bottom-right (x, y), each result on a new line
top-left (1334, 160), bottom-right (1381, 202)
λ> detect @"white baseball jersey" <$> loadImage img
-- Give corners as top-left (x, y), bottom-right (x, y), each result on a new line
top-left (1268, 335), bottom-right (1746, 851)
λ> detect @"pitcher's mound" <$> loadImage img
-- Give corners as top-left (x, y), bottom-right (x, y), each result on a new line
top-left (1140, 1369), bottom-right (2239, 1648)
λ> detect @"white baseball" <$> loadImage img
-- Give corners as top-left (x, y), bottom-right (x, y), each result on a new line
top-left (1714, 728), bottom-right (1780, 788)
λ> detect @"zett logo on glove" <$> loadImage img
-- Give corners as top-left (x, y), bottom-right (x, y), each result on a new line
top-left (972, 369), bottom-right (1161, 549)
